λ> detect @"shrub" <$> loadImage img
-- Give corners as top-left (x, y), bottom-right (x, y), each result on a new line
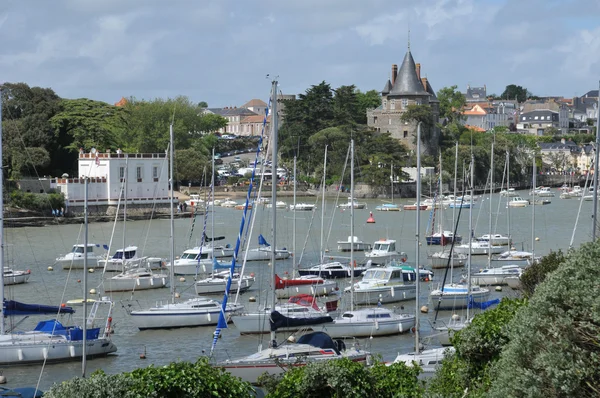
top-left (9, 190), bottom-right (65, 212)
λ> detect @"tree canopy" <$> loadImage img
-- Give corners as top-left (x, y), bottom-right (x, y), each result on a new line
top-left (500, 84), bottom-right (529, 102)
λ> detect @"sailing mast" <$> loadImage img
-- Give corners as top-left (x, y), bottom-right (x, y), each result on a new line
top-left (350, 140), bottom-right (355, 311)
top-left (488, 138), bottom-right (494, 268)
top-left (0, 86), bottom-right (4, 336)
top-left (466, 154), bottom-right (474, 322)
top-left (451, 142), bottom-right (458, 282)
top-left (415, 122), bottom-right (422, 353)
top-left (593, 79), bottom-right (600, 240)
top-left (292, 156), bottom-right (297, 274)
top-left (269, 79), bottom-right (279, 348)
top-left (320, 146), bottom-right (328, 263)
top-left (82, 178), bottom-right (88, 376)
top-left (390, 162), bottom-right (394, 204)
top-left (169, 124), bottom-right (175, 303)
top-left (532, 155), bottom-right (536, 260)
top-left (506, 151), bottom-right (511, 246)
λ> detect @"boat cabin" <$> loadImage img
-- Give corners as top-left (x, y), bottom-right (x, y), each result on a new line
top-left (112, 246), bottom-right (137, 260)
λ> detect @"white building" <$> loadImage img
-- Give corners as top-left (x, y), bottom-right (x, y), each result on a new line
top-left (53, 151), bottom-right (174, 211)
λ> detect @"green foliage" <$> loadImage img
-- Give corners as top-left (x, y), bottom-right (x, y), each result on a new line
top-left (260, 358), bottom-right (423, 398)
top-left (543, 126), bottom-right (560, 136)
top-left (174, 148), bottom-right (211, 184)
top-left (45, 358), bottom-right (253, 398)
top-left (9, 190), bottom-right (64, 212)
top-left (355, 90), bottom-right (381, 124)
top-left (488, 241), bottom-right (600, 397)
top-left (519, 250), bottom-right (565, 298)
top-left (437, 85), bottom-right (466, 125)
top-left (400, 105), bottom-right (437, 155)
top-left (500, 84), bottom-right (529, 103)
top-left (7, 146), bottom-right (50, 179)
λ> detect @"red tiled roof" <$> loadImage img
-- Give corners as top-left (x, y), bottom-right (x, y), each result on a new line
top-left (115, 97), bottom-right (128, 107)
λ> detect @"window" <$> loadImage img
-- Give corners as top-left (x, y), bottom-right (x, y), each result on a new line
top-left (153, 166), bottom-right (159, 182)
top-left (404, 130), bottom-right (408, 138)
top-left (373, 116), bottom-right (378, 123)
top-left (390, 99), bottom-right (395, 110)
top-left (136, 166), bottom-right (143, 182)
top-left (383, 100), bottom-right (387, 109)
top-left (389, 118), bottom-right (392, 125)
top-left (402, 99), bottom-right (408, 109)
top-left (534, 116), bottom-right (539, 120)
top-left (119, 166), bottom-right (125, 182)
top-left (416, 99), bottom-right (422, 105)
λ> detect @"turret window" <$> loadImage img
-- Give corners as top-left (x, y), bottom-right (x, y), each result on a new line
top-left (390, 100), bottom-right (395, 110)
top-left (402, 99), bottom-right (408, 109)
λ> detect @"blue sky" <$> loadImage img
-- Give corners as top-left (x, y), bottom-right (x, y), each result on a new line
top-left (1, 0), bottom-right (599, 106)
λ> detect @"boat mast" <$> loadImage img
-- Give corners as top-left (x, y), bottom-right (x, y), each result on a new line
top-left (350, 140), bottom-right (355, 311)
top-left (320, 146), bottom-right (327, 263)
top-left (0, 85), bottom-right (5, 335)
top-left (293, 156), bottom-right (297, 274)
top-left (467, 154), bottom-right (474, 322)
top-left (506, 151), bottom-right (511, 246)
top-left (269, 79), bottom-right (279, 348)
top-left (532, 155), bottom-right (536, 260)
top-left (169, 124), bottom-right (175, 303)
top-left (82, 177), bottom-right (88, 376)
top-left (593, 79), bottom-right (600, 241)
top-left (488, 138), bottom-right (494, 269)
top-left (390, 162), bottom-right (394, 203)
top-left (415, 122), bottom-right (422, 353)
top-left (123, 156), bottom-right (128, 267)
top-left (211, 148), bottom-right (215, 258)
top-left (451, 142), bottom-right (458, 282)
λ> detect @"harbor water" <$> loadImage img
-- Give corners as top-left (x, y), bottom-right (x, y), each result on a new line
top-left (1, 191), bottom-right (593, 390)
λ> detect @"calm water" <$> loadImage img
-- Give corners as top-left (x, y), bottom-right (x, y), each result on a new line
top-left (1, 190), bottom-right (594, 390)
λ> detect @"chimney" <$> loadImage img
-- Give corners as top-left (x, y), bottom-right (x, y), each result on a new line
top-left (561, 138), bottom-right (566, 144)
top-left (415, 63), bottom-right (421, 80)
top-left (421, 77), bottom-right (428, 91)
top-left (391, 64), bottom-right (398, 86)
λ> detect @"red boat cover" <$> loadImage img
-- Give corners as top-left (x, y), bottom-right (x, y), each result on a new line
top-left (275, 274), bottom-right (324, 289)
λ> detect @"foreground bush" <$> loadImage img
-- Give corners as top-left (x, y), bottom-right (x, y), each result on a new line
top-left (44, 358), bottom-right (254, 398)
top-left (9, 190), bottom-right (64, 213)
top-left (259, 357), bottom-right (424, 398)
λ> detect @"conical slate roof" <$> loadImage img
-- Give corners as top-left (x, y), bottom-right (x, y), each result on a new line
top-left (389, 51), bottom-right (429, 96)
top-left (425, 79), bottom-right (439, 102)
top-left (381, 79), bottom-right (392, 95)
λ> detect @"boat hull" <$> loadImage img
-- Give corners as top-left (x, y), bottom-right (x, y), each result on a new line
top-left (350, 285), bottom-right (416, 305)
top-left (243, 248), bottom-right (291, 262)
top-left (275, 280), bottom-right (337, 299)
top-left (104, 275), bottom-right (168, 292)
top-left (131, 305), bottom-right (243, 330)
top-left (57, 256), bottom-right (103, 270)
top-left (429, 253), bottom-right (466, 269)
top-left (316, 315), bottom-right (415, 338)
top-left (429, 289), bottom-right (490, 310)
top-left (3, 271), bottom-right (31, 286)
top-left (195, 277), bottom-right (254, 295)
top-left (297, 268), bottom-right (366, 279)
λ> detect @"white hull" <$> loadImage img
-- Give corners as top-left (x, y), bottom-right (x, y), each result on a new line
top-left (166, 260), bottom-right (213, 276)
top-left (393, 347), bottom-right (453, 373)
top-left (429, 252), bottom-right (466, 269)
top-left (58, 257), bottom-right (103, 270)
top-left (317, 313), bottom-right (415, 338)
top-left (104, 275), bottom-right (168, 292)
top-left (350, 285), bottom-right (416, 305)
top-left (100, 257), bottom-right (164, 272)
top-left (505, 276), bottom-right (522, 289)
top-left (429, 287), bottom-right (490, 310)
top-left (242, 248), bottom-right (291, 261)
top-left (454, 244), bottom-right (504, 255)
top-left (275, 280), bottom-right (337, 299)
top-left (195, 276), bottom-right (254, 295)
top-left (4, 271), bottom-right (31, 286)
top-left (131, 301), bottom-right (243, 329)
top-left (337, 242), bottom-right (372, 252)
top-left (0, 334), bottom-right (116, 365)
top-left (470, 274), bottom-right (515, 286)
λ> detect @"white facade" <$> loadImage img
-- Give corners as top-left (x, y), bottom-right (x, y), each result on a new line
top-left (53, 152), bottom-right (173, 208)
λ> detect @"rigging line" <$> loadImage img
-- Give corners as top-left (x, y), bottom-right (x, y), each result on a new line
top-left (101, 171), bottom-right (125, 278)
top-left (494, 154), bottom-right (508, 234)
top-left (570, 159), bottom-right (593, 248)
top-left (325, 144), bottom-right (350, 254)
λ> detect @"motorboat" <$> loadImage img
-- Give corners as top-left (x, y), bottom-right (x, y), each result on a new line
top-left (429, 283), bottom-right (490, 310)
top-left (454, 241), bottom-right (504, 255)
top-left (103, 264), bottom-right (168, 292)
top-left (499, 188), bottom-right (519, 197)
top-left (184, 194), bottom-right (205, 208)
top-left (130, 297), bottom-right (244, 330)
top-left (422, 198), bottom-right (443, 210)
top-left (316, 307), bottom-right (415, 338)
top-left (375, 203), bottom-right (401, 211)
top-left (429, 251), bottom-right (467, 269)
top-left (221, 199), bottom-right (238, 208)
top-left (448, 201), bottom-right (472, 209)
top-left (3, 267), bottom-right (31, 286)
top-left (297, 261), bottom-right (367, 279)
top-left (507, 197), bottom-right (529, 208)
top-left (194, 270), bottom-right (255, 295)
top-left (0, 298), bottom-right (117, 365)
top-left (476, 234), bottom-right (511, 246)
top-left (265, 201), bottom-right (287, 209)
top-left (220, 331), bottom-right (369, 384)
top-left (338, 198), bottom-right (367, 210)
top-left (403, 202), bottom-right (427, 210)
top-left (530, 186), bottom-right (555, 197)
top-left (289, 203), bottom-right (316, 211)
top-left (274, 274), bottom-right (337, 299)
top-left (165, 244), bottom-right (234, 275)
top-left (393, 347), bottom-right (454, 373)
top-left (241, 234), bottom-right (291, 261)
top-left (470, 264), bottom-right (524, 286)
top-left (426, 230), bottom-right (462, 246)
top-left (336, 236), bottom-right (372, 252)
top-left (98, 246), bottom-right (164, 272)
top-left (345, 265), bottom-right (416, 305)
top-left (364, 239), bottom-right (406, 265)
top-left (55, 243), bottom-right (106, 270)
top-left (234, 203), bottom-right (252, 210)
top-left (560, 185), bottom-right (582, 199)
top-left (492, 250), bottom-right (536, 265)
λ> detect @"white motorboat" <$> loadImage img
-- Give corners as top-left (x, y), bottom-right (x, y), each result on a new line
top-left (375, 203), bottom-right (401, 211)
top-left (317, 307), bottom-right (415, 338)
top-left (470, 264), bottom-right (524, 286)
top-left (298, 261), bottom-right (367, 278)
top-left (508, 197), bottom-right (529, 208)
top-left (476, 234), bottom-right (511, 246)
top-left (364, 239), bottom-right (406, 265)
top-left (165, 244), bottom-right (234, 275)
top-left (289, 203), bottom-right (316, 211)
top-left (194, 270), bottom-right (255, 295)
top-left (104, 264), bottom-right (168, 292)
top-left (429, 283), bottom-right (491, 310)
top-left (345, 265), bottom-right (416, 305)
top-left (98, 246), bottom-right (164, 272)
top-left (221, 199), bottom-right (238, 208)
top-left (393, 347), bottom-right (454, 373)
top-left (265, 200), bottom-right (286, 208)
top-left (530, 186), bottom-right (555, 197)
top-left (560, 185), bottom-right (582, 199)
top-left (274, 274), bottom-right (337, 299)
top-left (0, 298), bottom-right (117, 365)
top-left (336, 236), bottom-right (372, 252)
top-left (3, 267), bottom-right (31, 286)
top-left (220, 331), bottom-right (369, 384)
top-left (184, 194), bottom-right (205, 208)
top-left (56, 243), bottom-right (106, 270)
top-left (454, 241), bottom-right (504, 255)
top-left (130, 297), bottom-right (244, 330)
top-left (232, 302), bottom-right (332, 334)
top-left (338, 198), bottom-right (367, 210)
top-left (403, 202), bottom-right (427, 210)
top-left (499, 188), bottom-right (519, 197)
top-left (429, 251), bottom-right (467, 269)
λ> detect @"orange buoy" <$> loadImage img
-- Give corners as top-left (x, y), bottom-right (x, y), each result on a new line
top-left (366, 212), bottom-right (375, 224)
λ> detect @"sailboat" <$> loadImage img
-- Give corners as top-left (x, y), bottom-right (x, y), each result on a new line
top-left (426, 155), bottom-right (462, 246)
top-left (393, 122), bottom-right (452, 372)
top-left (241, 234), bottom-right (291, 261)
top-left (0, 87), bottom-right (116, 363)
top-left (220, 80), bottom-right (367, 383)
top-left (130, 126), bottom-right (243, 330)
top-left (376, 164), bottom-right (401, 211)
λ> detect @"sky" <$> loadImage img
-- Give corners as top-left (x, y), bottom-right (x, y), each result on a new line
top-left (1, 0), bottom-right (600, 107)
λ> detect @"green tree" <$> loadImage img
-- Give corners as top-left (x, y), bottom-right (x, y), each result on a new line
top-left (356, 89), bottom-right (381, 124)
top-left (543, 126), bottom-right (560, 136)
top-left (488, 242), bottom-right (600, 397)
top-left (333, 85), bottom-right (360, 126)
top-left (437, 85), bottom-right (466, 125)
top-left (198, 113), bottom-right (228, 134)
top-left (175, 148), bottom-right (212, 184)
top-left (400, 104), bottom-right (436, 154)
top-left (518, 250), bottom-right (565, 298)
top-left (198, 101), bottom-right (208, 108)
top-left (500, 84), bottom-right (528, 103)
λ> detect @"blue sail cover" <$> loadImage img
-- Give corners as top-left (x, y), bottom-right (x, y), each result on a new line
top-left (212, 257), bottom-right (232, 270)
top-left (4, 300), bottom-right (75, 316)
top-left (258, 234), bottom-right (270, 247)
top-left (468, 296), bottom-right (500, 310)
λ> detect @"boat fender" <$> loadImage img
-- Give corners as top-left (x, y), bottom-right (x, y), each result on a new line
top-left (106, 317), bottom-right (112, 333)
